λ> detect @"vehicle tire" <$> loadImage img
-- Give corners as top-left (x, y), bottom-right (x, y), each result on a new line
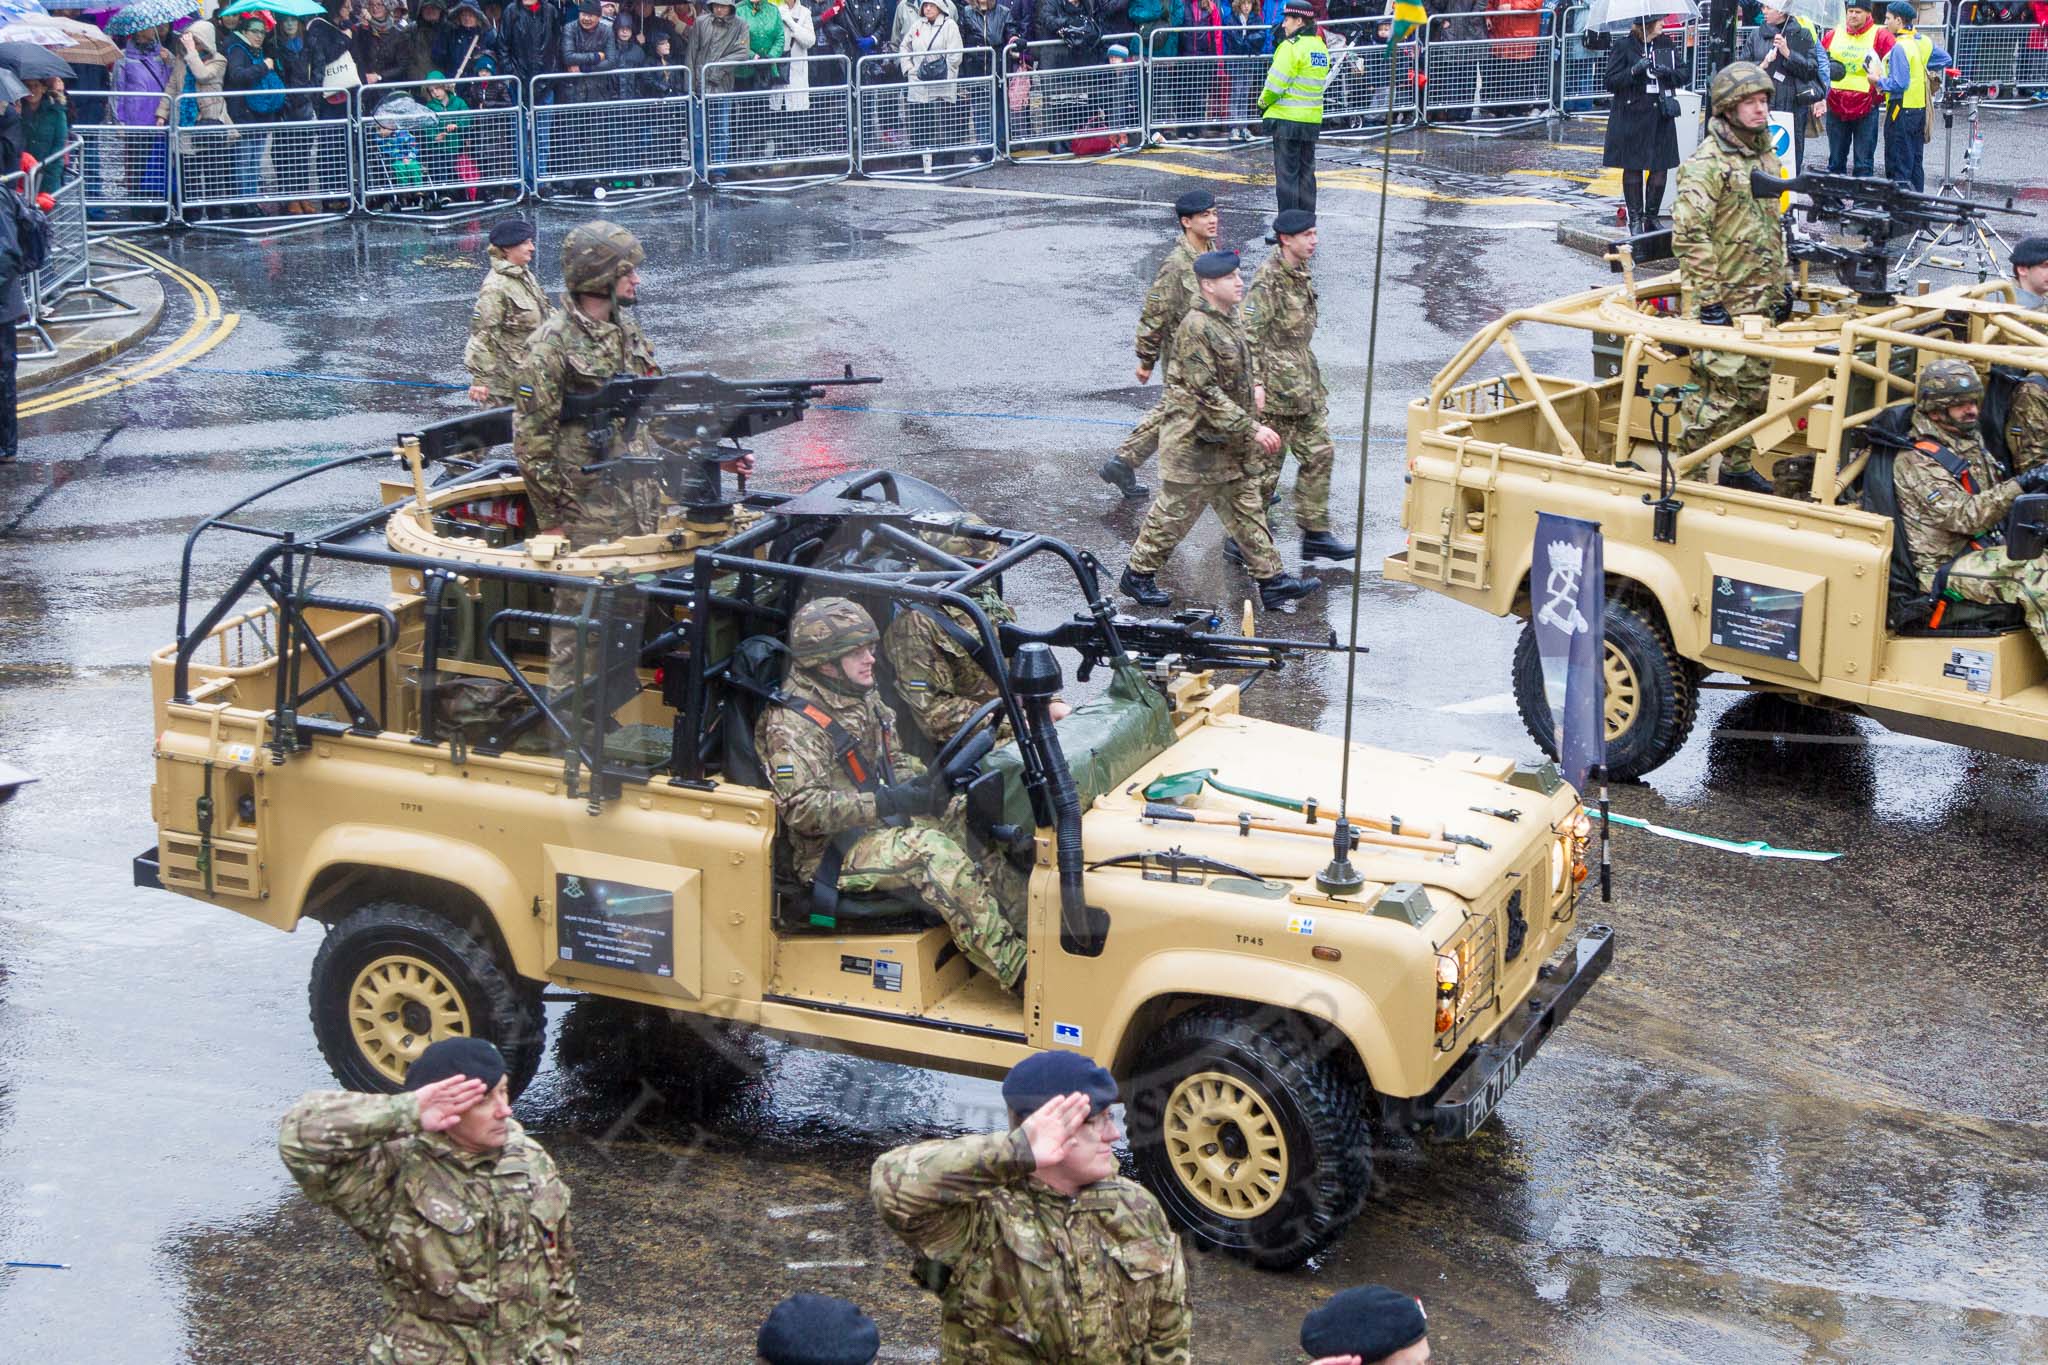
top-left (1126, 1007), bottom-right (1370, 1270)
top-left (1512, 597), bottom-right (1697, 782)
top-left (309, 901), bottom-right (546, 1098)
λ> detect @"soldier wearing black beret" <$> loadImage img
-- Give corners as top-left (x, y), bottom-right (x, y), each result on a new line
top-left (756, 1293), bottom-right (879, 1364)
top-left (1301, 1284), bottom-right (1431, 1364)
top-left (1100, 188), bottom-right (1222, 502)
top-left (2012, 236), bottom-right (2048, 311)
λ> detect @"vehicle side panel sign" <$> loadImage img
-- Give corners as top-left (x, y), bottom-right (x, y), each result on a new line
top-left (556, 874), bottom-right (675, 978)
top-left (1709, 575), bottom-right (1804, 662)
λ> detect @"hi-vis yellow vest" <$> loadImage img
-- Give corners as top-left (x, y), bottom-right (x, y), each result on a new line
top-left (1260, 33), bottom-right (1330, 125)
top-left (1893, 30), bottom-right (1933, 110)
top-left (1827, 24), bottom-right (1877, 94)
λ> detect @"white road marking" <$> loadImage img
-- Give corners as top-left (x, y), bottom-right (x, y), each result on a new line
top-left (766, 1201), bottom-right (846, 1219)
top-left (1439, 691), bottom-right (1519, 715)
top-left (785, 1260), bottom-right (868, 1271)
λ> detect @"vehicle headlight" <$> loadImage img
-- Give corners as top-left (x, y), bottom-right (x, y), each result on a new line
top-left (1435, 951), bottom-right (1461, 1036)
top-left (1554, 809), bottom-right (1593, 894)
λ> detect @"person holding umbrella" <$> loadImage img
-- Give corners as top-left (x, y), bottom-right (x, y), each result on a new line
top-left (1596, 0), bottom-right (1690, 236)
top-left (108, 0), bottom-right (191, 204)
top-left (1742, 0), bottom-right (1840, 173)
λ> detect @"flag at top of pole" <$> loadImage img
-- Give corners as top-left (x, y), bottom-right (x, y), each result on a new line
top-left (1387, 0), bottom-right (1426, 47)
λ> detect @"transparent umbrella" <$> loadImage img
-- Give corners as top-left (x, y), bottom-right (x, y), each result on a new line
top-left (1773, 0), bottom-right (1845, 28)
top-left (1583, 0), bottom-right (1702, 31)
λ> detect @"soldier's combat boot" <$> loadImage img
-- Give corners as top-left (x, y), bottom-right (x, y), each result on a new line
top-left (1098, 459), bottom-right (1150, 501)
top-left (1717, 465), bottom-right (1774, 495)
top-left (1221, 537), bottom-right (1246, 566)
top-left (1257, 572), bottom-right (1324, 611)
top-left (1120, 566), bottom-right (1172, 607)
top-left (1300, 529), bottom-right (1357, 562)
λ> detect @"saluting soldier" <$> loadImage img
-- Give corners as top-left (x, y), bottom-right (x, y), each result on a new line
top-left (278, 1038), bottom-right (582, 1365)
top-left (757, 597), bottom-right (1030, 991)
top-left (1119, 249), bottom-right (1323, 612)
top-left (1894, 360), bottom-right (2048, 664)
top-left (1100, 189), bottom-right (1220, 503)
top-left (1242, 208), bottom-right (1353, 564)
top-left (871, 1050), bottom-right (1191, 1364)
top-left (1671, 61), bottom-right (1791, 495)
top-left (463, 218), bottom-right (553, 407)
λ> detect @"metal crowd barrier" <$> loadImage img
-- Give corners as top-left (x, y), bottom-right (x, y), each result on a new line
top-left (1003, 36), bottom-right (1145, 160)
top-left (1145, 26), bottom-right (1275, 143)
top-left (698, 53), bottom-right (854, 190)
top-left (76, 123), bottom-right (174, 232)
top-left (1322, 18), bottom-right (1421, 135)
top-left (1556, 5), bottom-right (1613, 115)
top-left (532, 66), bottom-right (695, 202)
top-left (1952, 22), bottom-right (2048, 107)
top-left (855, 49), bottom-right (999, 181)
top-left (13, 141), bottom-right (140, 357)
top-left (1422, 10), bottom-right (1554, 126)
top-left (172, 88), bottom-right (349, 233)
top-left (356, 75), bottom-right (525, 223)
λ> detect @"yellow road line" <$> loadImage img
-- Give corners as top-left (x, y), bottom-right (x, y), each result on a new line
top-left (21, 239), bottom-right (240, 417)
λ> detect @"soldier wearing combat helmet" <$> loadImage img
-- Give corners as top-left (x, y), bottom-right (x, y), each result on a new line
top-left (1671, 61), bottom-right (1791, 495)
top-left (1894, 358), bottom-right (2048, 664)
top-left (513, 220), bottom-right (662, 549)
top-left (756, 597), bottom-right (1030, 991)
top-left (871, 1049), bottom-right (1190, 1363)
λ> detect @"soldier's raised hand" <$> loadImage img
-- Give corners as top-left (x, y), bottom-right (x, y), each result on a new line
top-left (414, 1074), bottom-right (489, 1131)
top-left (1021, 1092), bottom-right (1093, 1168)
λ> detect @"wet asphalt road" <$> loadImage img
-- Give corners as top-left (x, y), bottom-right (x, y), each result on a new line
top-left (4, 116), bottom-right (2048, 1363)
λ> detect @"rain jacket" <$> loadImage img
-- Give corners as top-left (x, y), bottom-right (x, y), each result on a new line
top-left (502, 0), bottom-right (563, 80)
top-left (163, 22), bottom-right (231, 126)
top-left (737, 0), bottom-right (786, 82)
top-left (113, 42), bottom-right (173, 128)
top-left (684, 10), bottom-right (751, 93)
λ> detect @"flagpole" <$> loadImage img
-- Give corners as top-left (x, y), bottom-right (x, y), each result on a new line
top-left (1318, 20), bottom-right (1412, 897)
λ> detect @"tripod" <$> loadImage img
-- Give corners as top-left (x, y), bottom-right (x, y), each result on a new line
top-left (1898, 91), bottom-right (2011, 281)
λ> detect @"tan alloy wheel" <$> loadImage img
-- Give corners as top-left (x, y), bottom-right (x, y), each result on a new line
top-left (349, 954), bottom-right (473, 1086)
top-left (1603, 641), bottom-right (1640, 741)
top-left (1162, 1070), bottom-right (1290, 1219)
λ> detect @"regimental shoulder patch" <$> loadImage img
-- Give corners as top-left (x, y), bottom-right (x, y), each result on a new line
top-left (516, 384), bottom-right (535, 401)
top-left (773, 764), bottom-right (796, 777)
top-left (901, 679), bottom-right (929, 691)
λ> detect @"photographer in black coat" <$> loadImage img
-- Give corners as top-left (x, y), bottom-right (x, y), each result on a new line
top-left (1602, 17), bottom-right (1686, 234)
top-left (1741, 4), bottom-right (1840, 170)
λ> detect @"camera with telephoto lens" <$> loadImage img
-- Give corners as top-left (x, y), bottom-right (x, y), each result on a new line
top-left (1938, 74), bottom-right (1996, 105)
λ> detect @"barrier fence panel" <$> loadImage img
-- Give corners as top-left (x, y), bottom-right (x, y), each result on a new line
top-left (1422, 11), bottom-right (1554, 122)
top-left (356, 76), bottom-right (525, 220)
top-left (699, 54), bottom-right (854, 188)
top-left (1557, 5), bottom-right (1613, 115)
top-left (1003, 38), bottom-right (1144, 159)
top-left (855, 50), bottom-right (998, 179)
top-left (531, 67), bottom-right (695, 200)
top-left (76, 123), bottom-right (174, 229)
top-left (1145, 26), bottom-right (1274, 141)
top-left (171, 88), bottom-right (354, 231)
top-left (1952, 23), bottom-right (2048, 106)
top-left (34, 165), bottom-right (91, 307)
top-left (1321, 20), bottom-right (1422, 133)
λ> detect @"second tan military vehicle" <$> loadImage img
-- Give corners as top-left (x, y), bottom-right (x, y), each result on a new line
top-left (139, 380), bottom-right (1609, 1269)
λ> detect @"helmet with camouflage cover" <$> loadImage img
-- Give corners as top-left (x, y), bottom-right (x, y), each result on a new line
top-left (1916, 358), bottom-right (1986, 409)
top-left (1709, 61), bottom-right (1773, 115)
top-left (790, 597), bottom-right (880, 665)
top-left (913, 510), bottom-right (999, 563)
top-left (562, 220), bottom-right (645, 296)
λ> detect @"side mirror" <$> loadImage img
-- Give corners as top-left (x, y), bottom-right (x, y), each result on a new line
top-left (2008, 494), bottom-right (2048, 562)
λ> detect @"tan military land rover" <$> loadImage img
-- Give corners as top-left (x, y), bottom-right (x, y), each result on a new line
top-left (140, 379), bottom-right (1610, 1268)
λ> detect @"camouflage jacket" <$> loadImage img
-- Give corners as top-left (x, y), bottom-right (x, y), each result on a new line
top-left (278, 1091), bottom-right (581, 1365)
top-left (463, 252), bottom-right (554, 403)
top-left (1134, 238), bottom-right (1200, 368)
top-left (512, 302), bottom-right (658, 536)
top-left (1894, 410), bottom-right (2019, 586)
top-left (871, 1128), bottom-right (1191, 1364)
top-left (2007, 373), bottom-right (2048, 474)
top-left (1158, 301), bottom-right (1260, 485)
top-left (1672, 116), bottom-right (1789, 318)
top-left (882, 591), bottom-right (1018, 749)
top-left (1243, 252), bottom-right (1323, 416)
top-left (755, 664), bottom-right (925, 882)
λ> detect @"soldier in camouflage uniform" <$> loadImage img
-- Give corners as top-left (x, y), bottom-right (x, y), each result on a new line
top-left (1242, 209), bottom-right (1353, 564)
top-left (278, 1038), bottom-right (581, 1365)
top-left (1672, 61), bottom-right (1791, 494)
top-left (1120, 251), bottom-right (1323, 612)
top-left (757, 597), bottom-right (1030, 990)
top-left (464, 219), bottom-right (553, 407)
top-left (1996, 366), bottom-right (2047, 475)
top-left (1893, 359), bottom-right (2048, 663)
top-left (1099, 190), bottom-right (1221, 502)
top-left (871, 1050), bottom-right (1190, 1364)
top-left (513, 220), bottom-right (663, 550)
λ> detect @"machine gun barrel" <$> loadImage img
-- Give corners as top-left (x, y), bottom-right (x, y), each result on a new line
top-left (561, 365), bottom-right (884, 439)
top-left (1750, 169), bottom-right (2035, 225)
top-left (1028, 609), bottom-right (1364, 682)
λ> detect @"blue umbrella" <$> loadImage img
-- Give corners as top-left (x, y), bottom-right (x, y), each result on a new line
top-left (0, 0), bottom-right (47, 20)
top-left (105, 0), bottom-right (193, 35)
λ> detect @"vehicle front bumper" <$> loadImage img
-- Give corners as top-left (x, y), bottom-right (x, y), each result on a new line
top-left (1380, 923), bottom-right (1615, 1141)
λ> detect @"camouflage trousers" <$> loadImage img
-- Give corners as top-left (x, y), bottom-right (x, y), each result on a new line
top-left (1115, 402), bottom-right (1165, 470)
top-left (1257, 407), bottom-right (1335, 532)
top-left (367, 1315), bottom-right (574, 1365)
top-left (839, 820), bottom-right (1028, 989)
top-left (1942, 547), bottom-right (2048, 665)
top-left (1680, 349), bottom-right (1772, 478)
top-left (1128, 477), bottom-right (1283, 580)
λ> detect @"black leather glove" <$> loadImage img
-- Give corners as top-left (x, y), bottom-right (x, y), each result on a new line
top-left (874, 772), bottom-right (943, 821)
top-left (1630, 56), bottom-right (1652, 78)
top-left (1698, 302), bottom-right (1733, 327)
top-left (1772, 283), bottom-right (1795, 323)
top-left (2014, 464), bottom-right (2048, 496)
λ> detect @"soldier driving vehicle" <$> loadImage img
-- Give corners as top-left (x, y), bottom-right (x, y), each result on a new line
top-left (138, 377), bottom-right (1613, 1270)
top-left (1385, 163), bottom-right (2048, 781)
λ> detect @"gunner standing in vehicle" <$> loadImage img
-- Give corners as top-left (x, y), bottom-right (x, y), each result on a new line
top-left (757, 597), bottom-right (1030, 992)
top-left (1100, 189), bottom-right (1220, 503)
top-left (1671, 61), bottom-right (1790, 495)
top-left (465, 217), bottom-right (553, 407)
top-left (1895, 359), bottom-right (2048, 662)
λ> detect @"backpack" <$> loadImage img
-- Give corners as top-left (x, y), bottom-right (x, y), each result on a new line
top-left (10, 189), bottom-right (49, 273)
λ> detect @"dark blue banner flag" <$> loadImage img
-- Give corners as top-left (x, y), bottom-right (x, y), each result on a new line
top-left (1531, 513), bottom-right (1605, 791)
